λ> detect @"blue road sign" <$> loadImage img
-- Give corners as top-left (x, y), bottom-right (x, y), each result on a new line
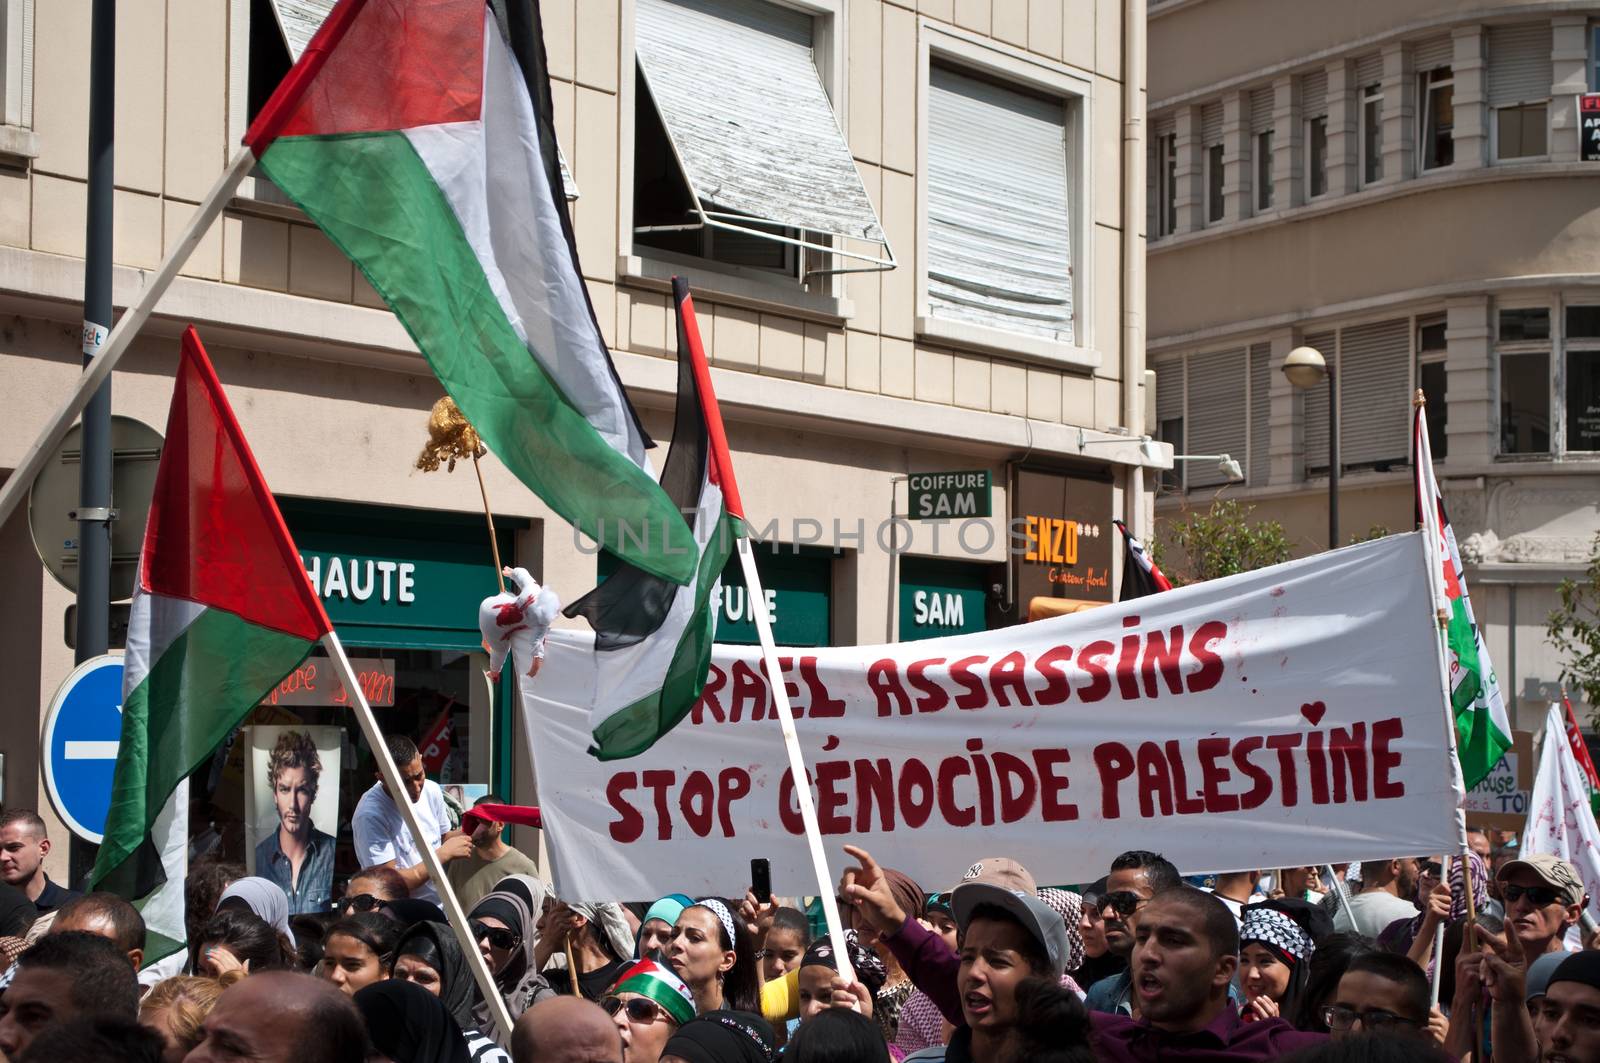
top-left (42, 655), bottom-right (124, 844)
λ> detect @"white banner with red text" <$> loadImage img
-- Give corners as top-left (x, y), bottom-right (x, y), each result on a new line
top-left (520, 533), bottom-right (1464, 901)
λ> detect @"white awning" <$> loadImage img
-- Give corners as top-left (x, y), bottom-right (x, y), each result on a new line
top-left (265, 0), bottom-right (579, 200)
top-left (634, 0), bottom-right (892, 271)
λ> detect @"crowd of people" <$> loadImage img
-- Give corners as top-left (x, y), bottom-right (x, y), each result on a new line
top-left (0, 738), bottom-right (1597, 1062)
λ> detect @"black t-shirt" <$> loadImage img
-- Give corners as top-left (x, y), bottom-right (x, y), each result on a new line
top-left (1072, 949), bottom-right (1128, 990)
top-left (546, 957), bottom-right (631, 1003)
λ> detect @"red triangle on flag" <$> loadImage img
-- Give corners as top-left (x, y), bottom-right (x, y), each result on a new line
top-left (140, 327), bottom-right (332, 642)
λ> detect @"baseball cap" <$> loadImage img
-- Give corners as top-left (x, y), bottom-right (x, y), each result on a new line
top-left (951, 881), bottom-right (1067, 974)
top-left (1526, 950), bottom-right (1570, 1003)
top-left (1496, 853), bottom-right (1584, 906)
top-left (960, 857), bottom-right (1037, 894)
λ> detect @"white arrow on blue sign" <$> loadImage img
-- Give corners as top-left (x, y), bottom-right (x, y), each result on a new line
top-left (42, 655), bottom-right (125, 844)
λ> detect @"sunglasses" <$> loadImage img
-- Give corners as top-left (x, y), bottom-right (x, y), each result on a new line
top-left (1503, 883), bottom-right (1566, 907)
top-left (1321, 1005), bottom-right (1418, 1031)
top-left (471, 921), bottom-right (521, 951)
top-left (601, 996), bottom-right (672, 1025)
top-left (340, 893), bottom-right (387, 913)
top-left (1099, 891), bottom-right (1146, 917)
top-left (1417, 861), bottom-right (1443, 878)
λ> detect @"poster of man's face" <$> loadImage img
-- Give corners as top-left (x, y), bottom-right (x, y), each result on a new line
top-left (245, 726), bottom-right (342, 914)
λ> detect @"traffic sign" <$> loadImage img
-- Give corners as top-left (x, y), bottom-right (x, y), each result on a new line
top-left (42, 655), bottom-right (125, 844)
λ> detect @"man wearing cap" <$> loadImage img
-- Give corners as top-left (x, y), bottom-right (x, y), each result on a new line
top-left (1535, 952), bottom-right (1600, 1062)
top-left (1498, 853), bottom-right (1585, 960)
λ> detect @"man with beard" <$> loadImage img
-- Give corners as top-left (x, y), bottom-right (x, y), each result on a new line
top-left (446, 795), bottom-right (540, 912)
top-left (1091, 888), bottom-right (1325, 1060)
top-left (1333, 858), bottom-right (1421, 940)
top-left (1084, 851), bottom-right (1182, 1017)
top-left (255, 730), bottom-right (337, 914)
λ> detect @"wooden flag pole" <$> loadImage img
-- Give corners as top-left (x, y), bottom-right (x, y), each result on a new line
top-left (322, 631), bottom-right (517, 1043)
top-left (0, 146), bottom-right (256, 532)
top-left (471, 453), bottom-right (507, 594)
top-left (734, 532), bottom-right (856, 986)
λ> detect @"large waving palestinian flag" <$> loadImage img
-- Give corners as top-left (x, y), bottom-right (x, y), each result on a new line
top-left (90, 328), bottom-right (331, 960)
top-left (565, 278), bottom-right (742, 760)
top-left (244, 0), bottom-right (697, 584)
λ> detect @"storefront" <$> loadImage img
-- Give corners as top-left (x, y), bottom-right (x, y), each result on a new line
top-left (189, 498), bottom-right (526, 903)
top-left (897, 556), bottom-right (991, 641)
top-left (1011, 465), bottom-right (1115, 618)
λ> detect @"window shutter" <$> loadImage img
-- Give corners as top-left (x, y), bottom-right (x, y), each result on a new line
top-left (1302, 329), bottom-right (1336, 473)
top-left (1250, 343), bottom-right (1272, 485)
top-left (927, 66), bottom-right (1073, 343)
top-left (1155, 114), bottom-right (1176, 140)
top-left (1338, 319), bottom-right (1412, 469)
top-left (1488, 23), bottom-right (1553, 106)
top-left (1413, 36), bottom-right (1453, 73)
top-left (1356, 53), bottom-right (1384, 88)
top-left (1301, 69), bottom-right (1328, 118)
top-left (1201, 101), bottom-right (1224, 145)
top-left (1156, 358), bottom-right (1184, 425)
top-left (1250, 86), bottom-right (1276, 134)
top-left (1185, 348), bottom-right (1247, 488)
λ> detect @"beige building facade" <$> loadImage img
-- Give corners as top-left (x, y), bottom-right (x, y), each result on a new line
top-left (0, 0), bottom-right (1154, 881)
top-left (1148, 0), bottom-right (1600, 730)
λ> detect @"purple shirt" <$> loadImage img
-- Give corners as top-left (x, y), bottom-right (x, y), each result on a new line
top-left (1090, 1008), bottom-right (1325, 1062)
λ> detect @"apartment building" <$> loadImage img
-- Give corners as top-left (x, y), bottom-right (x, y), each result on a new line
top-left (1147, 0), bottom-right (1600, 730)
top-left (0, 0), bottom-right (1152, 863)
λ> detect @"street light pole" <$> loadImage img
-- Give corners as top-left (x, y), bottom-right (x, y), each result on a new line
top-left (1327, 368), bottom-right (1338, 549)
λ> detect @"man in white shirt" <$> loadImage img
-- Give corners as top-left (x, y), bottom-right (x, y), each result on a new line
top-left (1333, 857), bottom-right (1420, 940)
top-left (1205, 870), bottom-right (1266, 926)
top-left (351, 734), bottom-right (471, 904)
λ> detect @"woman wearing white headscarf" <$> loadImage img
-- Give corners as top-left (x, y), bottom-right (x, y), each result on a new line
top-left (468, 874), bottom-right (555, 1039)
top-left (538, 899), bottom-right (634, 1002)
top-left (217, 877), bottom-right (296, 948)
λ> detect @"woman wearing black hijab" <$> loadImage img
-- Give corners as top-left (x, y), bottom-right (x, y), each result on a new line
top-left (392, 921), bottom-right (510, 1061)
top-left (659, 1010), bottom-right (775, 1063)
top-left (354, 979), bottom-right (471, 1063)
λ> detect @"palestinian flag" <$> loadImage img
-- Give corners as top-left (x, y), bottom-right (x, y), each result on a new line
top-left (244, 0), bottom-right (696, 585)
top-left (89, 328), bottom-right (331, 960)
top-left (1114, 519), bottom-right (1172, 599)
top-left (565, 278), bottom-right (741, 761)
top-left (1413, 403), bottom-right (1510, 790)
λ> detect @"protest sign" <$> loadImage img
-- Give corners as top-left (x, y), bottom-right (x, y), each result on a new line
top-left (523, 533), bottom-right (1462, 901)
top-left (1463, 730), bottom-right (1532, 830)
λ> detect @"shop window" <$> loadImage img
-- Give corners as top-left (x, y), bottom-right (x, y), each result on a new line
top-left (1255, 131), bottom-right (1274, 210)
top-left (1500, 350), bottom-right (1551, 455)
top-left (1206, 143), bottom-right (1225, 222)
top-left (1421, 68), bottom-right (1455, 170)
top-left (1568, 305), bottom-right (1600, 452)
top-left (1362, 84), bottom-right (1384, 185)
top-left (1418, 316), bottom-right (1448, 460)
top-left (1497, 103), bottom-right (1548, 160)
top-left (1156, 133), bottom-right (1178, 236)
top-left (1307, 116), bottom-right (1328, 198)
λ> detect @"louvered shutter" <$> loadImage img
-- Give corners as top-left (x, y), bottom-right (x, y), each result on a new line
top-left (1185, 348), bottom-right (1248, 488)
top-left (1302, 329), bottom-right (1336, 474)
top-left (1356, 53), bottom-right (1384, 88)
top-left (1414, 36), bottom-right (1453, 73)
top-left (1302, 69), bottom-right (1328, 117)
top-left (1249, 343), bottom-right (1272, 485)
top-left (926, 67), bottom-right (1073, 342)
top-left (1338, 319), bottom-right (1412, 469)
top-left (1201, 101), bottom-right (1224, 145)
top-left (1156, 358), bottom-right (1184, 426)
top-left (1488, 23), bottom-right (1553, 106)
top-left (1250, 86), bottom-right (1276, 133)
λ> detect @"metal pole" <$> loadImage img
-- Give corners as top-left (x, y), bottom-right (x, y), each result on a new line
top-left (1327, 369), bottom-right (1339, 548)
top-left (71, 0), bottom-right (116, 887)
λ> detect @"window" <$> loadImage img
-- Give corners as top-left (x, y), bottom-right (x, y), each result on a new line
top-left (1418, 317), bottom-right (1447, 459)
top-left (1362, 83), bottom-right (1384, 184)
top-left (1592, 25), bottom-right (1600, 91)
top-left (1206, 143), bottom-right (1225, 223)
top-left (1489, 23), bottom-right (1551, 161)
top-left (1156, 133), bottom-right (1178, 236)
top-left (1302, 320), bottom-right (1412, 476)
top-left (632, 0), bottom-right (888, 279)
top-left (1421, 67), bottom-right (1455, 170)
top-left (1256, 131), bottom-right (1274, 210)
top-left (1, 0), bottom-right (37, 144)
top-left (1159, 346), bottom-right (1273, 491)
top-left (1497, 103), bottom-right (1548, 159)
top-left (1498, 307), bottom-right (1551, 455)
top-left (1155, 360), bottom-right (1183, 491)
top-left (1567, 306), bottom-right (1600, 451)
top-left (1307, 116), bottom-right (1328, 198)
top-left (924, 64), bottom-right (1077, 344)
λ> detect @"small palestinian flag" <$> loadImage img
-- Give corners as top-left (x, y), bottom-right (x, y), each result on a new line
top-left (245, 0), bottom-right (696, 584)
top-left (565, 278), bottom-right (742, 761)
top-left (90, 328), bottom-right (331, 961)
top-left (1114, 519), bottom-right (1172, 600)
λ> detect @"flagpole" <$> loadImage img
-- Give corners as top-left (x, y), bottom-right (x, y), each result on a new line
top-left (321, 631), bottom-right (518, 1043)
top-left (733, 532), bottom-right (857, 986)
top-left (0, 146), bottom-right (256, 533)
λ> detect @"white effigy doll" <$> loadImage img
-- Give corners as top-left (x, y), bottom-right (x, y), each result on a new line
top-left (478, 566), bottom-right (561, 681)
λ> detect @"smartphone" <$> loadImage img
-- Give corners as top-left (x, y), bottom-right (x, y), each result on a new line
top-left (751, 858), bottom-right (772, 904)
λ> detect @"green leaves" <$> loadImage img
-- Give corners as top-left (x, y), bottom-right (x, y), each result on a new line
top-left (1547, 531), bottom-right (1600, 724)
top-left (1151, 499), bottom-right (1292, 586)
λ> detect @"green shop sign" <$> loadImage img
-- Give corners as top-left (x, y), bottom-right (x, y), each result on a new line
top-left (898, 557), bottom-right (989, 641)
top-left (278, 498), bottom-right (527, 651)
top-left (906, 470), bottom-right (992, 519)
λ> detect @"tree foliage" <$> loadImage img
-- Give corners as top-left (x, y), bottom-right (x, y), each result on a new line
top-left (1547, 531), bottom-right (1600, 719)
top-left (1151, 499), bottom-right (1293, 586)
